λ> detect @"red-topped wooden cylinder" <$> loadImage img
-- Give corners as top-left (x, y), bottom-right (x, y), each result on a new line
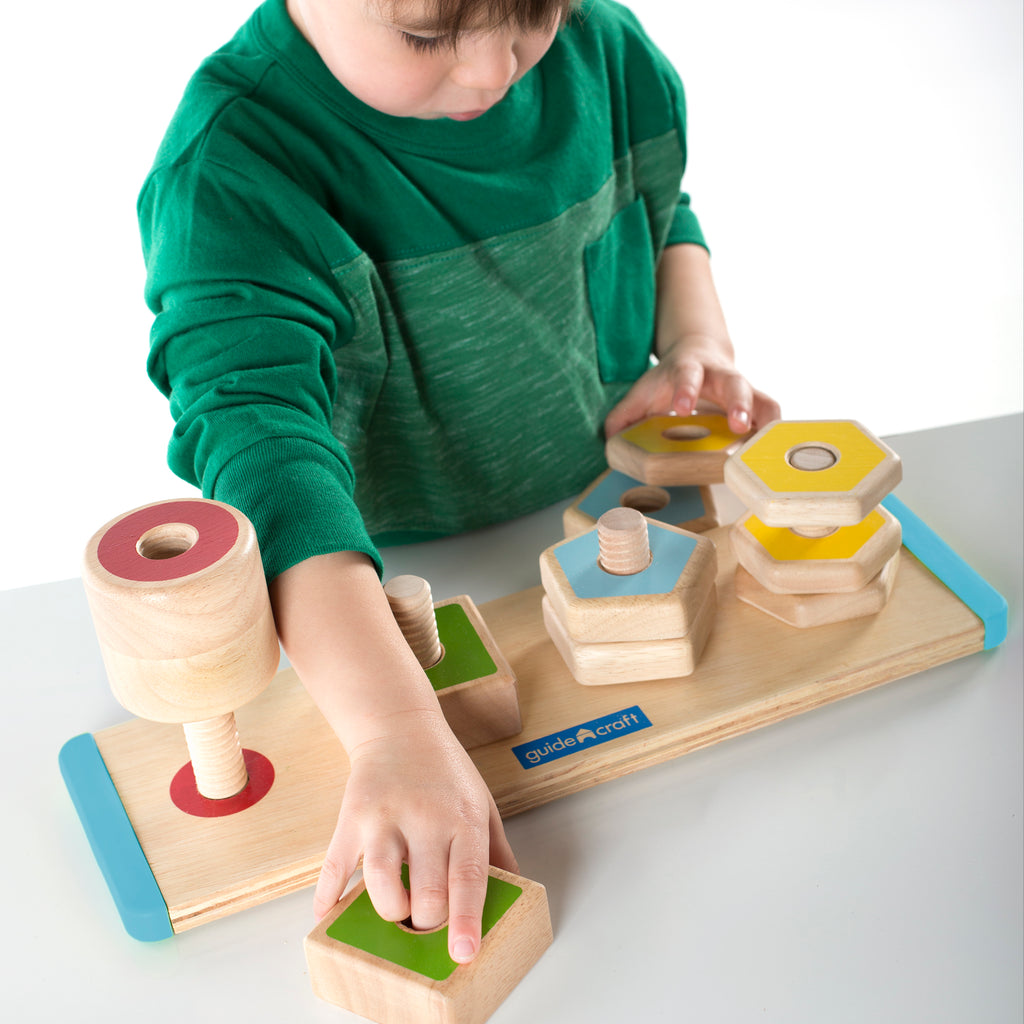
top-left (82, 498), bottom-right (279, 725)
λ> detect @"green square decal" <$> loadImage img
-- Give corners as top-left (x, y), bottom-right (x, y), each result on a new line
top-left (425, 603), bottom-right (497, 693)
top-left (325, 867), bottom-right (522, 981)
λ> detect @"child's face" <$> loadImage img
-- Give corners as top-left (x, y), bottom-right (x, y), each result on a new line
top-left (287, 0), bottom-right (561, 120)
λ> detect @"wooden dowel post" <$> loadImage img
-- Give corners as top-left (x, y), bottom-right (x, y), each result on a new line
top-left (182, 713), bottom-right (248, 800)
top-left (597, 507), bottom-right (651, 576)
top-left (384, 575), bottom-right (443, 669)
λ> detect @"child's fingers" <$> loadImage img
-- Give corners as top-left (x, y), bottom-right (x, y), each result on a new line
top-left (408, 848), bottom-right (452, 932)
top-left (604, 378), bottom-right (655, 438)
top-left (488, 804), bottom-right (519, 875)
top-left (313, 821), bottom-right (362, 920)
top-left (665, 357), bottom-right (704, 417)
top-left (604, 366), bottom-right (680, 437)
top-left (361, 839), bottom-right (411, 923)
top-left (698, 366), bottom-right (753, 435)
top-left (752, 389), bottom-right (782, 430)
top-left (445, 835), bottom-right (491, 964)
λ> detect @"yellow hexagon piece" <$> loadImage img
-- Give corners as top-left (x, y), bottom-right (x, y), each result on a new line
top-left (724, 420), bottom-right (902, 527)
top-left (735, 551), bottom-right (900, 629)
top-left (606, 414), bottom-right (747, 485)
top-left (731, 506), bottom-right (902, 594)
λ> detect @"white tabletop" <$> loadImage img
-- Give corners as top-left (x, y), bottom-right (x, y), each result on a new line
top-left (4, 415), bottom-right (1021, 1023)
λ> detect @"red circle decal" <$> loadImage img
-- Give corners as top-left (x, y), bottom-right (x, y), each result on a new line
top-left (169, 749), bottom-right (275, 818)
top-left (96, 500), bottom-right (240, 582)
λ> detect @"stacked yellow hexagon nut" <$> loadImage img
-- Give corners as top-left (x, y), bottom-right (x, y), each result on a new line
top-left (539, 507), bottom-right (718, 685)
top-left (606, 413), bottom-right (747, 485)
top-left (562, 412), bottom-right (751, 541)
top-left (723, 420), bottom-right (903, 628)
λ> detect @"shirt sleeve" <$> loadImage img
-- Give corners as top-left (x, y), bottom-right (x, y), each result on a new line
top-left (667, 192), bottom-right (708, 250)
top-left (617, 1), bottom-right (709, 253)
top-left (139, 155), bottom-right (383, 582)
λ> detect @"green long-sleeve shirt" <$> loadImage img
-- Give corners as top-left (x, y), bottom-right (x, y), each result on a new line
top-left (140, 0), bottom-right (706, 580)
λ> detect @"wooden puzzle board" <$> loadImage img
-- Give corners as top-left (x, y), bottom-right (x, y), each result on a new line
top-left (83, 518), bottom-right (989, 935)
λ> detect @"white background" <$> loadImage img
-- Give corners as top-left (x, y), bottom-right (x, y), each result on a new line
top-left (3, 0), bottom-right (1021, 590)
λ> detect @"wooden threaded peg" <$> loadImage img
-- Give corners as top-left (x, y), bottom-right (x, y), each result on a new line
top-left (82, 499), bottom-right (279, 801)
top-left (384, 575), bottom-right (443, 669)
top-left (597, 507), bottom-right (651, 576)
top-left (182, 714), bottom-right (249, 800)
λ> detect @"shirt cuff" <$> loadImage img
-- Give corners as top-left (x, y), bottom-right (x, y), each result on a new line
top-left (213, 436), bottom-right (382, 582)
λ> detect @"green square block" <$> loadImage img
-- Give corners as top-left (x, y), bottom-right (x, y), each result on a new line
top-left (325, 867), bottom-right (523, 981)
top-left (425, 603), bottom-right (497, 693)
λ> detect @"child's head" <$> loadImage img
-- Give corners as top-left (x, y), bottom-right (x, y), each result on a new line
top-left (287, 0), bottom-right (576, 120)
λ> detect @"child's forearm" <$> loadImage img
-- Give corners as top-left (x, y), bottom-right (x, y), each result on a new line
top-left (268, 549), bottom-right (516, 962)
top-left (269, 550), bottom-right (445, 751)
top-left (603, 243), bottom-right (780, 437)
top-left (654, 242), bottom-right (734, 362)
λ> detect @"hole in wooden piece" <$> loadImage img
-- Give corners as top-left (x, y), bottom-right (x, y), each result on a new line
top-left (397, 889), bottom-right (449, 936)
top-left (620, 485), bottom-right (671, 514)
top-left (786, 444), bottom-right (840, 472)
top-left (136, 523), bottom-right (200, 560)
top-left (790, 526), bottom-right (839, 539)
top-left (662, 424), bottom-right (711, 442)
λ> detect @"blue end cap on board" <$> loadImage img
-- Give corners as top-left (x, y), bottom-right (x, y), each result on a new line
top-left (883, 493), bottom-right (1008, 650)
top-left (58, 733), bottom-right (173, 941)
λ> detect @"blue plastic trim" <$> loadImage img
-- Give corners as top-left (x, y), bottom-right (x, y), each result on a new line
top-left (883, 493), bottom-right (1008, 650)
top-left (58, 733), bottom-right (173, 941)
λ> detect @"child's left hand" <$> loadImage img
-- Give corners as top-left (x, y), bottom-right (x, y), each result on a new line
top-left (603, 244), bottom-right (780, 439)
top-left (603, 333), bottom-right (780, 439)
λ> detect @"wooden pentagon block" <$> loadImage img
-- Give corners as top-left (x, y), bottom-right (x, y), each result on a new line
top-left (542, 588), bottom-right (717, 685)
top-left (605, 413), bottom-right (746, 485)
top-left (539, 518), bottom-right (717, 643)
top-left (305, 867), bottom-right (552, 1024)
top-left (735, 550), bottom-right (900, 628)
top-left (562, 468), bottom-right (719, 539)
top-left (428, 596), bottom-right (521, 749)
top-left (731, 505), bottom-right (902, 594)
top-left (724, 420), bottom-right (902, 528)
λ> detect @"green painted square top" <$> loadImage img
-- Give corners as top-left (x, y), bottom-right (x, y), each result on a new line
top-left (425, 603), bottom-right (496, 692)
top-left (325, 867), bottom-right (522, 981)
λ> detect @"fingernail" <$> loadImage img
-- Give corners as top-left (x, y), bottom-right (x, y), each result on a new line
top-left (452, 938), bottom-right (476, 962)
top-left (732, 408), bottom-right (750, 429)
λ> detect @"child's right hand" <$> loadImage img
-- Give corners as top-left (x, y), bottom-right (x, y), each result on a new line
top-left (269, 550), bottom-right (516, 965)
top-left (314, 706), bottom-right (517, 963)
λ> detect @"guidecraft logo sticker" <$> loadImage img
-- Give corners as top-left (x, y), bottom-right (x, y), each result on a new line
top-left (512, 706), bottom-right (653, 769)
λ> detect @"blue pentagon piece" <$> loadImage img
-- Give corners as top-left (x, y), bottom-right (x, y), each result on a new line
top-left (539, 517), bottom-right (718, 644)
top-left (564, 469), bottom-right (718, 537)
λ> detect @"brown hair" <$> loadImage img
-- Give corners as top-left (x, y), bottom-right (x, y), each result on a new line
top-left (376, 0), bottom-right (579, 42)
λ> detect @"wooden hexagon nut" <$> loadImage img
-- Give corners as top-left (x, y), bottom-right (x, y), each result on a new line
top-left (562, 468), bottom-right (719, 539)
top-left (724, 420), bottom-right (902, 528)
top-left (735, 550), bottom-right (900, 629)
top-left (539, 510), bottom-right (717, 644)
top-left (305, 867), bottom-right (552, 1024)
top-left (605, 413), bottom-right (747, 486)
top-left (731, 504), bottom-right (902, 594)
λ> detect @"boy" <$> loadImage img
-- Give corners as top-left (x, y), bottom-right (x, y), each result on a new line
top-left (140, 0), bottom-right (779, 965)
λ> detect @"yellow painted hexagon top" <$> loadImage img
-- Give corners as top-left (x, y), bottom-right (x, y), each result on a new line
top-left (739, 421), bottom-right (887, 493)
top-left (620, 414), bottom-right (740, 454)
top-left (743, 509), bottom-right (886, 560)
